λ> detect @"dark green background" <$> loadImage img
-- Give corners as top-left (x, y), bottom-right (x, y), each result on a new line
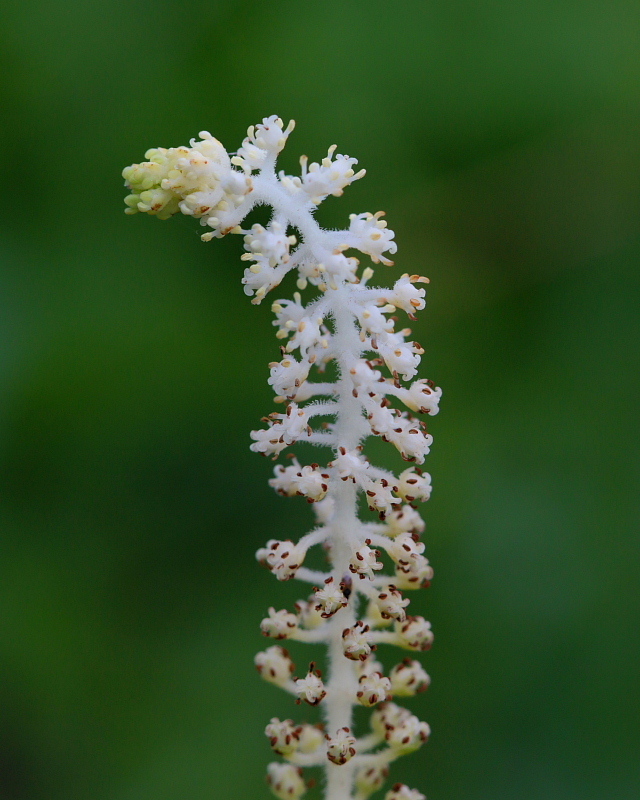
top-left (0, 1), bottom-right (638, 798)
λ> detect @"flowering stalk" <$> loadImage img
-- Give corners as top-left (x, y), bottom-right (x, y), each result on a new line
top-left (122, 116), bottom-right (441, 800)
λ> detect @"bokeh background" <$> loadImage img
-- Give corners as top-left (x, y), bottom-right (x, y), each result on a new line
top-left (1, 1), bottom-right (639, 799)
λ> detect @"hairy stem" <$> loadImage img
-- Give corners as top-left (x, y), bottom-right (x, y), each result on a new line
top-left (323, 289), bottom-right (368, 800)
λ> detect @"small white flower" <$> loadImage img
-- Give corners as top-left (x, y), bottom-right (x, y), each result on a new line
top-left (279, 403), bottom-right (312, 442)
top-left (342, 621), bottom-right (374, 661)
top-left (330, 447), bottom-right (369, 481)
top-left (260, 607), bottom-right (299, 639)
top-left (269, 459), bottom-right (304, 496)
top-left (268, 356), bottom-right (311, 399)
top-left (355, 764), bottom-right (390, 796)
top-left (389, 659), bottom-right (431, 697)
top-left (256, 539), bottom-right (307, 581)
top-left (325, 727), bottom-right (357, 765)
top-left (384, 414), bottom-right (433, 464)
top-left (387, 534), bottom-right (426, 565)
top-left (364, 598), bottom-right (394, 628)
top-left (349, 542), bottom-right (384, 580)
top-left (322, 251), bottom-right (360, 286)
top-left (375, 585), bottom-right (410, 622)
top-left (312, 577), bottom-right (348, 618)
top-left (295, 253), bottom-right (326, 284)
top-left (361, 477), bottom-right (401, 519)
top-left (269, 460), bottom-right (330, 502)
top-left (252, 116), bottom-right (296, 154)
top-left (395, 379), bottom-right (442, 416)
top-left (271, 298), bottom-right (330, 357)
top-left (293, 146), bottom-right (365, 205)
top-left (249, 427), bottom-right (289, 458)
top-left (370, 702), bottom-right (412, 737)
top-left (297, 723), bottom-right (324, 754)
top-left (265, 718), bottom-right (302, 756)
top-left (385, 783), bottom-right (426, 800)
top-left (395, 468), bottom-right (432, 503)
top-left (178, 187), bottom-right (226, 219)
top-left (385, 274), bottom-right (428, 317)
top-left (266, 762), bottom-right (307, 800)
top-left (366, 401), bottom-right (400, 438)
top-left (294, 663), bottom-right (326, 705)
top-left (376, 330), bottom-right (424, 381)
top-left (234, 140), bottom-right (267, 171)
top-left (255, 645), bottom-right (295, 686)
top-left (234, 116), bottom-right (295, 171)
top-left (244, 220), bottom-right (296, 265)
top-left (355, 302), bottom-right (395, 337)
top-left (385, 713), bottom-right (430, 753)
top-left (393, 554), bottom-right (434, 590)
top-left (349, 359), bottom-right (383, 394)
top-left (357, 654), bottom-right (385, 678)
top-left (356, 671), bottom-right (392, 706)
top-left (242, 256), bottom-right (287, 303)
top-left (250, 404), bottom-right (312, 457)
top-left (287, 314), bottom-right (328, 356)
top-left (272, 293), bottom-right (307, 336)
top-left (293, 598), bottom-right (325, 629)
top-left (385, 504), bottom-right (426, 537)
top-left (395, 616), bottom-right (434, 651)
top-left (348, 211), bottom-right (397, 265)
top-left (293, 464), bottom-right (331, 502)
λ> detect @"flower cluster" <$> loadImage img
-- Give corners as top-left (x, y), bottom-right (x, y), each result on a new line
top-left (123, 116), bottom-right (440, 800)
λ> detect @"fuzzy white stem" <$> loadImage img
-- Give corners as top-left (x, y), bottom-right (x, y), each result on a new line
top-left (323, 289), bottom-right (368, 800)
top-left (249, 173), bottom-right (371, 799)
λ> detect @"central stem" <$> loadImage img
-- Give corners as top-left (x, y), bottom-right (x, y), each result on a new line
top-left (324, 287), bottom-right (367, 800)
top-left (250, 177), bottom-right (371, 799)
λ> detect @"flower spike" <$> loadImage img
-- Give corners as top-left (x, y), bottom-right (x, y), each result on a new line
top-left (123, 115), bottom-right (441, 800)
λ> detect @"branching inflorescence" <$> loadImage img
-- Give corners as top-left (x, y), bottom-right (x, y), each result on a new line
top-left (123, 116), bottom-right (441, 800)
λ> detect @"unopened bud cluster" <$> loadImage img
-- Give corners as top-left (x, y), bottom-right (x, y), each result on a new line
top-left (123, 116), bottom-right (441, 800)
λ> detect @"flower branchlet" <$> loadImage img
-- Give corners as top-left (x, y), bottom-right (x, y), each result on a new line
top-left (123, 115), bottom-right (441, 800)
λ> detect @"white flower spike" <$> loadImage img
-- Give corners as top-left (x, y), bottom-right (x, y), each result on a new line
top-left (123, 115), bottom-right (441, 800)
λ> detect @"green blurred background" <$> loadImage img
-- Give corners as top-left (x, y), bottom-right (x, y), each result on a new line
top-left (1, 1), bottom-right (639, 798)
